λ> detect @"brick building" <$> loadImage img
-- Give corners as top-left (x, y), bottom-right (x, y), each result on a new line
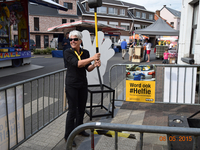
top-left (11, 0), bottom-right (155, 49)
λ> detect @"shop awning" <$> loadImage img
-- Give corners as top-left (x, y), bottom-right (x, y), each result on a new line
top-left (48, 20), bottom-right (125, 33)
top-left (29, 0), bottom-right (68, 11)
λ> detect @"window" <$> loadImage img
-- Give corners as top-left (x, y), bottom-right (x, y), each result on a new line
top-left (136, 11), bottom-right (140, 18)
top-left (90, 7), bottom-right (107, 13)
top-left (149, 14), bottom-right (153, 20)
top-left (142, 13), bottom-right (146, 19)
top-left (44, 35), bottom-right (49, 48)
top-left (109, 22), bottom-right (118, 27)
top-left (190, 3), bottom-right (199, 55)
top-left (34, 17), bottom-right (39, 31)
top-left (141, 25), bottom-right (147, 29)
top-left (120, 9), bottom-right (125, 16)
top-left (89, 8), bottom-right (94, 12)
top-left (108, 8), bottom-right (118, 15)
top-left (70, 19), bottom-right (75, 23)
top-left (35, 35), bottom-right (41, 48)
top-left (121, 23), bottom-right (130, 31)
top-left (170, 22), bottom-right (174, 28)
top-left (13, 24), bottom-right (18, 31)
top-left (62, 19), bottom-right (67, 24)
top-left (98, 7), bottom-right (107, 13)
top-left (64, 2), bottom-right (73, 9)
top-left (134, 24), bottom-right (141, 30)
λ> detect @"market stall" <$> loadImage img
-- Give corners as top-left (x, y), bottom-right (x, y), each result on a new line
top-left (0, 0), bottom-right (31, 67)
top-left (0, 0), bottom-right (67, 68)
top-left (132, 46), bottom-right (143, 63)
top-left (134, 18), bottom-right (179, 62)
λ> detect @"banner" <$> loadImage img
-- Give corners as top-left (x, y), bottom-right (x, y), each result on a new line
top-left (0, 51), bottom-right (31, 61)
top-left (0, 86), bottom-right (24, 150)
top-left (126, 64), bottom-right (155, 103)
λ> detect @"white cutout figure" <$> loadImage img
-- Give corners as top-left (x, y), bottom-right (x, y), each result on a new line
top-left (81, 30), bottom-right (115, 85)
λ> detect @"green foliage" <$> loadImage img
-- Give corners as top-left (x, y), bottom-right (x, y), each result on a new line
top-left (33, 47), bottom-right (55, 55)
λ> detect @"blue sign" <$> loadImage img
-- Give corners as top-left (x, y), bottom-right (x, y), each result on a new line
top-left (0, 51), bottom-right (31, 61)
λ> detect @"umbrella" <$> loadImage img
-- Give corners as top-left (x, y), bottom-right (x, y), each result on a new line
top-left (47, 20), bottom-right (125, 33)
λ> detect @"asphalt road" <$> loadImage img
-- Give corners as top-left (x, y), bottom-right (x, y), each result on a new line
top-left (0, 51), bottom-right (161, 88)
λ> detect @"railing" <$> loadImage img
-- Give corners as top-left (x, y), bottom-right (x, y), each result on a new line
top-left (109, 64), bottom-right (200, 105)
top-left (66, 122), bottom-right (200, 150)
top-left (0, 68), bottom-right (67, 150)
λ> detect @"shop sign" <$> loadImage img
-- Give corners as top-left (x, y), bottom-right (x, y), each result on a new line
top-left (0, 51), bottom-right (31, 61)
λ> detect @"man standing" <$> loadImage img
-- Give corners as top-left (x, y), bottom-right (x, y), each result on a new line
top-left (62, 32), bottom-right (71, 68)
top-left (121, 39), bottom-right (127, 59)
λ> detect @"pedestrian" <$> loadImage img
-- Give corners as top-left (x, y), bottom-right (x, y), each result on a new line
top-left (128, 40), bottom-right (134, 61)
top-left (169, 42), bottom-right (174, 50)
top-left (133, 67), bottom-right (145, 80)
top-left (146, 39), bottom-right (151, 62)
top-left (118, 39), bottom-right (121, 44)
top-left (121, 39), bottom-right (127, 59)
top-left (62, 32), bottom-right (71, 68)
top-left (162, 48), bottom-right (170, 64)
top-left (134, 39), bottom-right (137, 46)
top-left (63, 30), bottom-right (101, 147)
top-left (143, 39), bottom-right (148, 61)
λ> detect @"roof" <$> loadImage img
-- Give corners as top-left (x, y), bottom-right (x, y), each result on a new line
top-left (161, 6), bottom-right (181, 18)
top-left (77, 0), bottom-right (151, 22)
top-left (80, 0), bottom-right (145, 9)
top-left (77, 1), bottom-right (132, 20)
top-left (29, 2), bottom-right (78, 18)
top-left (134, 18), bottom-right (179, 36)
top-left (29, 0), bottom-right (68, 11)
top-left (120, 1), bottom-right (146, 10)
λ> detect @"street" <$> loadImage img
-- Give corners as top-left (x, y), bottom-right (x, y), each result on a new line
top-left (0, 51), bottom-right (161, 88)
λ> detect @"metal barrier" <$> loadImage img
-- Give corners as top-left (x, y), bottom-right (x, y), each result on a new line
top-left (0, 68), bottom-right (67, 150)
top-left (109, 64), bottom-right (200, 105)
top-left (66, 122), bottom-right (200, 150)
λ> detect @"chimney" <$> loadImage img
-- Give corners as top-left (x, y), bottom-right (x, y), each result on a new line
top-left (163, 5), bottom-right (166, 7)
top-left (156, 10), bottom-right (160, 17)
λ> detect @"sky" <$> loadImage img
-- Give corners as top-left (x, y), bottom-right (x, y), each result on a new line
top-left (120, 0), bottom-right (182, 12)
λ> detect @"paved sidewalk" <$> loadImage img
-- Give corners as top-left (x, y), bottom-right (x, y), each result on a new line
top-left (15, 100), bottom-right (200, 150)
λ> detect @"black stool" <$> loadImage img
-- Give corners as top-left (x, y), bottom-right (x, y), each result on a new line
top-left (85, 84), bottom-right (115, 121)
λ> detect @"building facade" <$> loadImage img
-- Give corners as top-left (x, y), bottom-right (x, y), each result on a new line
top-left (11, 0), bottom-right (154, 49)
top-left (77, 0), bottom-right (154, 42)
top-left (160, 5), bottom-right (181, 30)
top-left (178, 0), bottom-right (199, 64)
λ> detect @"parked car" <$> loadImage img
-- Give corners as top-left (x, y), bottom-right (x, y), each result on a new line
top-left (30, 39), bottom-right (36, 51)
top-left (126, 65), bottom-right (155, 81)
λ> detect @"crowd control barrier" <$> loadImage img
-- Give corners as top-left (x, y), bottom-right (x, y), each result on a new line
top-left (109, 64), bottom-right (200, 105)
top-left (0, 69), bottom-right (67, 150)
top-left (66, 122), bottom-right (200, 150)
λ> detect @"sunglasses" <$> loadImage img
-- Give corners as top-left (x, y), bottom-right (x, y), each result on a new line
top-left (69, 38), bottom-right (79, 41)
